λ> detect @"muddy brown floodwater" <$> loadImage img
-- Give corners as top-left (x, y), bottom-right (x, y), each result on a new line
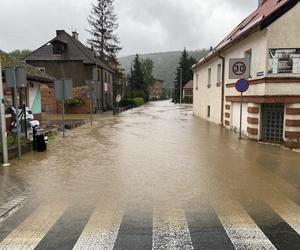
top-left (1, 100), bottom-right (300, 249)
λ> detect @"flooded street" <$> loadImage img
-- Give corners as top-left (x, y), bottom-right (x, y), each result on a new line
top-left (1, 100), bottom-right (300, 249)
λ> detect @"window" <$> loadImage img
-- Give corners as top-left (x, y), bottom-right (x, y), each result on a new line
top-left (217, 63), bottom-right (222, 84)
top-left (207, 106), bottom-right (211, 118)
top-left (196, 74), bottom-right (199, 90)
top-left (37, 67), bottom-right (46, 73)
top-left (244, 49), bottom-right (252, 77)
top-left (207, 68), bottom-right (212, 88)
top-left (208, 68), bottom-right (211, 84)
top-left (97, 70), bottom-right (100, 81)
top-left (53, 42), bottom-right (65, 55)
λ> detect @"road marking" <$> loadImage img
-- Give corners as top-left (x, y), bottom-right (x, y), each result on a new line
top-left (0, 204), bottom-right (66, 250)
top-left (73, 208), bottom-right (123, 250)
top-left (153, 208), bottom-right (194, 250)
top-left (212, 199), bottom-right (276, 250)
top-left (265, 195), bottom-right (300, 235)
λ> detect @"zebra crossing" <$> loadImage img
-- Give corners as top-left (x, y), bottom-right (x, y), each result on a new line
top-left (0, 197), bottom-right (300, 249)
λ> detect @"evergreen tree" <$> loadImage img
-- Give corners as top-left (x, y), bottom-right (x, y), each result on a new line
top-left (174, 48), bottom-right (197, 102)
top-left (141, 58), bottom-right (155, 96)
top-left (130, 54), bottom-right (145, 95)
top-left (87, 0), bottom-right (121, 58)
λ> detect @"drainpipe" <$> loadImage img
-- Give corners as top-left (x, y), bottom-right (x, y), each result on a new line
top-left (218, 51), bottom-right (225, 126)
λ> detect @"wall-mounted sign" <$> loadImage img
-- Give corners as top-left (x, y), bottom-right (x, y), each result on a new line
top-left (104, 82), bottom-right (108, 93)
top-left (268, 48), bottom-right (300, 74)
top-left (256, 71), bottom-right (264, 77)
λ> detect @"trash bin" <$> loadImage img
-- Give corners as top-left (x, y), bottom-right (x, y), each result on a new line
top-left (33, 127), bottom-right (47, 152)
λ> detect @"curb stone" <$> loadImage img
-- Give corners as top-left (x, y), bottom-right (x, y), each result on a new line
top-left (0, 194), bottom-right (29, 223)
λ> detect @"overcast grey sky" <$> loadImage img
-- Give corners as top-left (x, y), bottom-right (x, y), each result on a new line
top-left (0, 0), bottom-right (258, 56)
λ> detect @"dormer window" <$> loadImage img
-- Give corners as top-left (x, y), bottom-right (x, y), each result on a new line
top-left (52, 41), bottom-right (65, 55)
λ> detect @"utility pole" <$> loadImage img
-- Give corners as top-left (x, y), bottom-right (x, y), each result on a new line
top-left (179, 67), bottom-right (183, 106)
top-left (0, 58), bottom-right (10, 166)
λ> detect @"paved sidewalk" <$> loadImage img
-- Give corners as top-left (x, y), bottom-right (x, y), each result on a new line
top-left (0, 174), bottom-right (29, 221)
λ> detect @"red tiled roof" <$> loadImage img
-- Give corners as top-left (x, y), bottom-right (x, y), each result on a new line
top-left (193, 0), bottom-right (297, 69)
top-left (183, 80), bottom-right (193, 89)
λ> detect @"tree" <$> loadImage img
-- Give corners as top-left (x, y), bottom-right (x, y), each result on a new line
top-left (174, 48), bottom-right (197, 102)
top-left (9, 49), bottom-right (32, 61)
top-left (87, 0), bottom-right (121, 59)
top-left (141, 58), bottom-right (155, 95)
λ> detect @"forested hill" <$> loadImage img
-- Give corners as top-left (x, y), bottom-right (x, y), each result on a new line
top-left (118, 49), bottom-right (209, 88)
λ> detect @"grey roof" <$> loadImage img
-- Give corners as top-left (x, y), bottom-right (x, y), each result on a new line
top-left (1, 50), bottom-right (55, 83)
top-left (24, 30), bottom-right (113, 72)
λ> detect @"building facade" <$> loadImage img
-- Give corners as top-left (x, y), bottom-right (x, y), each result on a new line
top-left (24, 30), bottom-right (114, 113)
top-left (149, 80), bottom-right (164, 100)
top-left (193, 0), bottom-right (300, 149)
top-left (183, 80), bottom-right (193, 104)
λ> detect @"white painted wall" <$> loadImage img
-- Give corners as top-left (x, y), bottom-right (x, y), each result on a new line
top-left (231, 103), bottom-right (248, 134)
top-left (193, 1), bottom-right (300, 142)
top-left (193, 57), bottom-right (223, 124)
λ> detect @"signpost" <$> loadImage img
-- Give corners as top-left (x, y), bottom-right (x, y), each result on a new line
top-left (54, 79), bottom-right (73, 138)
top-left (5, 67), bottom-right (27, 160)
top-left (235, 79), bottom-right (250, 139)
top-left (85, 80), bottom-right (96, 126)
top-left (229, 58), bottom-right (250, 139)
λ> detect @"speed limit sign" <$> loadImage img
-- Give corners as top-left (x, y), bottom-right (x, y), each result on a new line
top-left (229, 58), bottom-right (250, 79)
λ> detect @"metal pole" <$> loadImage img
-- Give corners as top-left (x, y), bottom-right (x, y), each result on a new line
top-left (180, 68), bottom-right (182, 106)
top-left (90, 96), bottom-right (93, 126)
top-left (62, 80), bottom-right (65, 138)
top-left (239, 92), bottom-right (243, 140)
top-left (23, 104), bottom-right (27, 139)
top-left (13, 72), bottom-right (21, 159)
top-left (0, 59), bottom-right (10, 166)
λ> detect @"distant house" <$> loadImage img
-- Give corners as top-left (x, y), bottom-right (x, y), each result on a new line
top-left (0, 50), bottom-right (54, 129)
top-left (183, 80), bottom-right (193, 104)
top-left (149, 79), bottom-right (164, 100)
top-left (23, 30), bottom-right (114, 113)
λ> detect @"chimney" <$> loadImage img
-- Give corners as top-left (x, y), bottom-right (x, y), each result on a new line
top-left (72, 31), bottom-right (79, 40)
top-left (56, 30), bottom-right (65, 37)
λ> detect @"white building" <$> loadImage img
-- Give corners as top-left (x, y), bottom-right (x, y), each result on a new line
top-left (193, 0), bottom-right (300, 149)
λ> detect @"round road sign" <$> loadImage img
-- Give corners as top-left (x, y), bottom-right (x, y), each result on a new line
top-left (235, 79), bottom-right (249, 93)
top-left (116, 94), bottom-right (122, 103)
top-left (232, 61), bottom-right (247, 76)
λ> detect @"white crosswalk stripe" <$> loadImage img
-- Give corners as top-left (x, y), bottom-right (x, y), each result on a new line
top-left (0, 204), bottom-right (66, 250)
top-left (212, 198), bottom-right (276, 250)
top-left (265, 195), bottom-right (300, 235)
top-left (153, 208), bottom-right (194, 250)
top-left (72, 208), bottom-right (123, 250)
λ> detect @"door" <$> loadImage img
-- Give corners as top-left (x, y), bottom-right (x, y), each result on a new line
top-left (261, 104), bottom-right (284, 142)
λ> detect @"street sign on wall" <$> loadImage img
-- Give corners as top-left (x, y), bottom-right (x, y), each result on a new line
top-left (229, 58), bottom-right (250, 79)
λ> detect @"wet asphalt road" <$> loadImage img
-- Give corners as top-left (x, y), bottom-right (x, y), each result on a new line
top-left (1, 100), bottom-right (300, 249)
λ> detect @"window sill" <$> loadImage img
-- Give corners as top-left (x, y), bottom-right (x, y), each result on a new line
top-left (207, 84), bottom-right (211, 88)
top-left (216, 82), bottom-right (222, 87)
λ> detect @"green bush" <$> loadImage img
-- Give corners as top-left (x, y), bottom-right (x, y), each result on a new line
top-left (132, 97), bottom-right (144, 107)
top-left (65, 97), bottom-right (85, 108)
top-left (119, 98), bottom-right (135, 107)
top-left (128, 90), bottom-right (147, 100)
